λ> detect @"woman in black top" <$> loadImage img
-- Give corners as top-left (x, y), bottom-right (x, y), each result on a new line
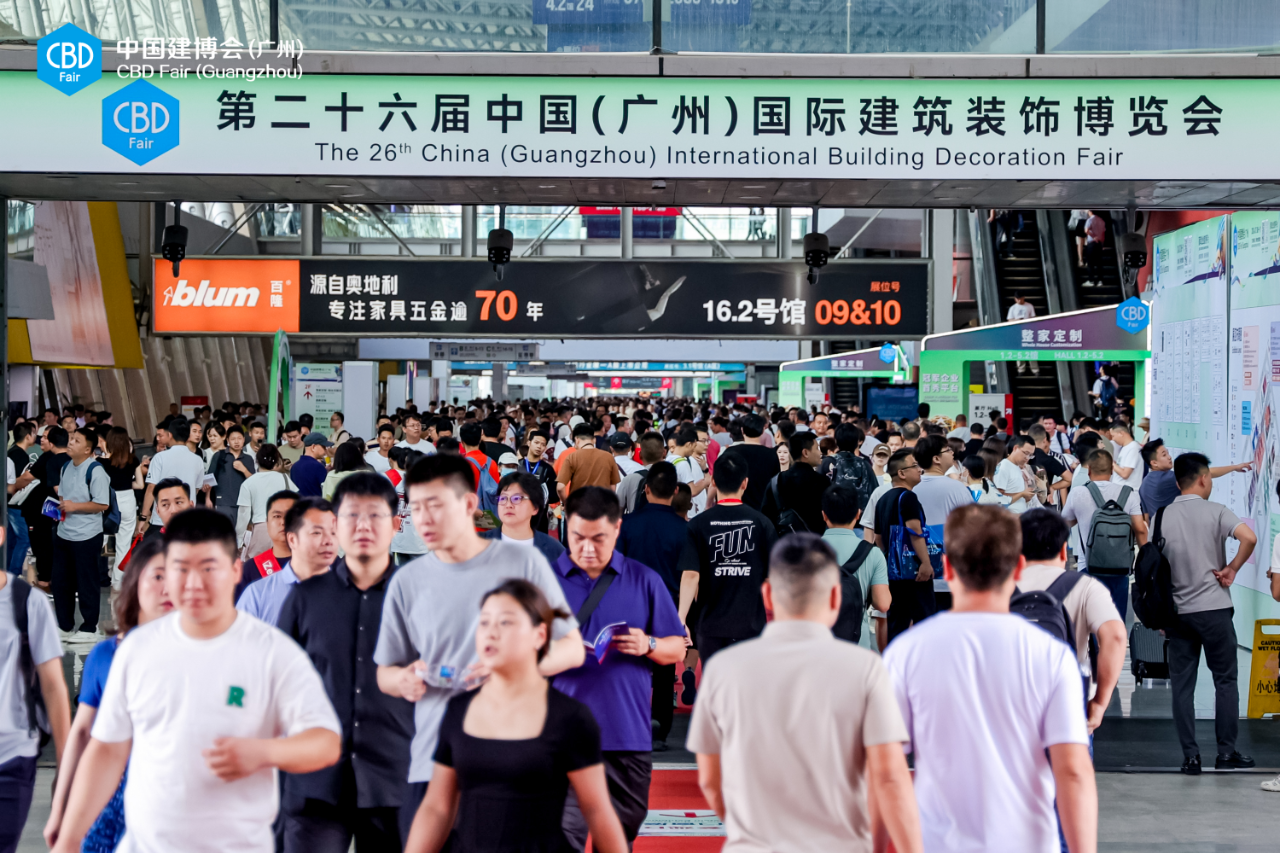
top-left (406, 580), bottom-right (626, 853)
top-left (103, 428), bottom-right (142, 585)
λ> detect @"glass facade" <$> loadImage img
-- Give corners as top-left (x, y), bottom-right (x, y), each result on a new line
top-left (3, 0), bottom-right (1277, 53)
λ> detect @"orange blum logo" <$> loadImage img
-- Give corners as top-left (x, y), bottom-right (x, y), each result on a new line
top-left (153, 259), bottom-right (300, 333)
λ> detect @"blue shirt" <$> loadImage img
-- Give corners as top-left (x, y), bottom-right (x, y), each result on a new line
top-left (291, 455), bottom-right (326, 497)
top-left (235, 564), bottom-right (298, 626)
top-left (481, 528), bottom-right (564, 567)
top-left (617, 504), bottom-right (687, 597)
top-left (1139, 469), bottom-right (1179, 517)
top-left (550, 551), bottom-right (685, 752)
top-left (79, 637), bottom-right (120, 707)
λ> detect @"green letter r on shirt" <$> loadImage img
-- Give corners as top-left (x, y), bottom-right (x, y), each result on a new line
top-left (227, 686), bottom-right (245, 707)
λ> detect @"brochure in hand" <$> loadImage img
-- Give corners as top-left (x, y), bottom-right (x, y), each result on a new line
top-left (41, 497), bottom-right (62, 521)
top-left (584, 622), bottom-right (628, 663)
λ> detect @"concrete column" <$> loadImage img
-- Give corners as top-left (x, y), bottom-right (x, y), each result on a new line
top-left (620, 207), bottom-right (633, 259)
top-left (925, 209), bottom-right (956, 335)
top-left (300, 204), bottom-right (316, 255)
top-left (491, 363), bottom-right (508, 402)
top-left (778, 208), bottom-right (792, 259)
top-left (461, 206), bottom-right (475, 258)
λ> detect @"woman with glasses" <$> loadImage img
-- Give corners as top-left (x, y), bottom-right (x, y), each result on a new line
top-left (481, 472), bottom-right (564, 566)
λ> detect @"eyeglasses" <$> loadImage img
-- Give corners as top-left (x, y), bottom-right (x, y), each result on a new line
top-left (497, 494), bottom-right (529, 505)
top-left (337, 512), bottom-right (393, 523)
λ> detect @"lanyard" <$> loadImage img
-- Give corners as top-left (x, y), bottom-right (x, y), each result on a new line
top-left (524, 459), bottom-right (542, 476)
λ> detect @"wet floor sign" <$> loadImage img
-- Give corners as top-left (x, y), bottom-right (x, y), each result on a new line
top-left (1248, 619), bottom-right (1280, 718)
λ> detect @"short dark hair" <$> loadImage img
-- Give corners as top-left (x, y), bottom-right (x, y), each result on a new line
top-left (821, 484), bottom-right (861, 526)
top-left (284, 497), bottom-right (334, 536)
top-left (834, 423), bottom-right (863, 453)
top-left (572, 422), bottom-right (596, 440)
top-left (788, 431), bottom-right (817, 459)
top-left (944, 504), bottom-right (1022, 592)
top-left (11, 422), bottom-right (34, 443)
top-left (1141, 437), bottom-right (1165, 468)
top-left (331, 411), bottom-right (344, 423)
top-left (1174, 451), bottom-right (1211, 491)
top-left (768, 533), bottom-right (839, 613)
top-left (249, 421), bottom-right (266, 433)
top-left (497, 471), bottom-right (546, 513)
top-left (888, 447), bottom-right (917, 478)
top-left (741, 414), bottom-right (766, 439)
top-left (913, 435), bottom-right (947, 470)
top-left (481, 418), bottom-right (501, 439)
top-left (333, 471), bottom-right (398, 515)
top-left (283, 420), bottom-right (301, 433)
top-left (378, 423), bottom-right (397, 437)
top-left (45, 426), bottom-right (69, 449)
top-left (436, 436), bottom-right (461, 454)
top-left (405, 452), bottom-right (476, 496)
top-left (169, 420), bottom-right (191, 443)
top-left (564, 486), bottom-right (621, 524)
top-left (971, 422), bottom-right (984, 435)
top-left (1020, 508), bottom-right (1071, 562)
top-left (265, 490), bottom-right (299, 515)
top-left (674, 425), bottom-right (699, 447)
top-left (459, 422), bottom-right (483, 447)
top-left (645, 461), bottom-right (678, 500)
top-left (153, 477), bottom-right (189, 500)
top-left (1008, 433), bottom-right (1034, 453)
top-left (163, 507), bottom-right (237, 560)
top-left (638, 431), bottom-right (667, 465)
top-left (917, 402), bottom-right (931, 419)
top-left (711, 452), bottom-right (748, 494)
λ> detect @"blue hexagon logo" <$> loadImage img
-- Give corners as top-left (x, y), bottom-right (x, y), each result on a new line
top-left (1116, 296), bottom-right (1150, 335)
top-left (37, 23), bottom-right (101, 96)
top-left (102, 80), bottom-right (179, 166)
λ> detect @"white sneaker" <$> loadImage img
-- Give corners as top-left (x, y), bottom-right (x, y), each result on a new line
top-left (65, 629), bottom-right (104, 646)
top-left (1262, 775), bottom-right (1280, 793)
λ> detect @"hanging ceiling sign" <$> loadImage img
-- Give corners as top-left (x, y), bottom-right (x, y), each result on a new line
top-left (153, 257), bottom-right (929, 339)
top-left (5, 72), bottom-right (1276, 180)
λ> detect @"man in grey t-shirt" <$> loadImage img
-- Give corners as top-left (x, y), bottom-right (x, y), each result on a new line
top-left (1158, 453), bottom-right (1258, 775)
top-left (374, 454), bottom-right (585, 815)
top-left (52, 431), bottom-right (112, 640)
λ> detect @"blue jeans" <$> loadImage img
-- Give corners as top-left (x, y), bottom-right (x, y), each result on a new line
top-left (1087, 570), bottom-right (1129, 622)
top-left (0, 754), bottom-right (36, 853)
top-left (6, 508), bottom-right (28, 575)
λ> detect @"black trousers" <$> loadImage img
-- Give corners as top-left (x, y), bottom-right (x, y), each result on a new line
top-left (0, 755), bottom-right (36, 853)
top-left (698, 635), bottom-right (752, 663)
top-left (887, 579), bottom-right (937, 641)
top-left (52, 532), bottom-right (104, 632)
top-left (1168, 607), bottom-right (1239, 759)
top-left (28, 514), bottom-right (55, 582)
top-left (562, 750), bottom-right (651, 852)
top-left (282, 799), bottom-right (406, 853)
top-left (652, 663), bottom-right (675, 742)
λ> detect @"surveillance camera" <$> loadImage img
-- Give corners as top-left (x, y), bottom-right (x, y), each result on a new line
top-left (1119, 232), bottom-right (1147, 270)
top-left (487, 228), bottom-right (514, 280)
top-left (803, 232), bottom-right (830, 285)
top-left (161, 224), bottom-right (188, 277)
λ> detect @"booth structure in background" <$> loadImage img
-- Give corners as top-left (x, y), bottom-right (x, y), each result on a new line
top-left (778, 346), bottom-right (913, 410)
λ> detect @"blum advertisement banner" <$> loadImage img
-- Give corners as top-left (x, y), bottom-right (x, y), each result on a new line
top-left (153, 259), bottom-right (301, 333)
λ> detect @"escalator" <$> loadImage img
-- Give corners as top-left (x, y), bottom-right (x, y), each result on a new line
top-left (989, 213), bottom-right (1065, 424)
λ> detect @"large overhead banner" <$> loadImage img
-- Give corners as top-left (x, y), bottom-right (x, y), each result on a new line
top-left (5, 71), bottom-right (1278, 180)
top-left (153, 258), bottom-right (929, 338)
top-left (1148, 215), bottom-right (1229, 499)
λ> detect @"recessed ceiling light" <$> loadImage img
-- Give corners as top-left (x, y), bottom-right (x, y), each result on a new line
top-left (740, 196), bottom-right (760, 200)
top-left (325, 184), bottom-right (350, 188)
top-left (341, 193), bottom-right (365, 198)
top-left (743, 185), bottom-right (766, 189)
top-left (117, 181), bottom-right (139, 186)
top-left (538, 185), bottom-right (557, 189)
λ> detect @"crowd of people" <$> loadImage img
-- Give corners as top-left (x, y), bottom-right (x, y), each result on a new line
top-left (0, 391), bottom-right (1274, 853)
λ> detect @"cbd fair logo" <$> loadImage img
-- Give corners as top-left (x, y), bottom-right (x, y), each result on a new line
top-left (36, 23), bottom-right (102, 95)
top-left (1116, 296), bottom-right (1150, 335)
top-left (101, 79), bottom-right (179, 165)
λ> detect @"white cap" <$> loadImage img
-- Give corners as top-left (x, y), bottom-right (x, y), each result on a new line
top-left (569, 415), bottom-right (585, 428)
top-left (499, 452), bottom-right (519, 466)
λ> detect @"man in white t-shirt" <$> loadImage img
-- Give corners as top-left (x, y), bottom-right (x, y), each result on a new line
top-left (394, 413), bottom-right (436, 455)
top-left (994, 435), bottom-right (1036, 513)
top-left (364, 424), bottom-right (395, 475)
top-left (1109, 422), bottom-right (1143, 491)
top-left (1007, 296), bottom-right (1039, 376)
top-left (50, 508), bottom-right (341, 853)
top-left (1019, 509), bottom-right (1125, 734)
top-left (139, 419), bottom-right (206, 535)
top-left (884, 504), bottom-right (1095, 853)
top-left (1062, 447), bottom-right (1147, 621)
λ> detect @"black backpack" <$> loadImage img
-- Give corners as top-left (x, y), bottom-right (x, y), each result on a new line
top-left (61, 458), bottom-right (122, 536)
top-left (832, 540), bottom-right (872, 643)
top-left (11, 577), bottom-right (52, 749)
top-left (1133, 506), bottom-right (1178, 631)
top-left (1010, 571), bottom-right (1084, 649)
top-left (768, 475), bottom-right (809, 535)
top-left (628, 469), bottom-right (649, 514)
top-left (829, 451), bottom-right (877, 510)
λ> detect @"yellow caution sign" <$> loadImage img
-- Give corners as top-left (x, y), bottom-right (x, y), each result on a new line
top-left (1247, 620), bottom-right (1280, 718)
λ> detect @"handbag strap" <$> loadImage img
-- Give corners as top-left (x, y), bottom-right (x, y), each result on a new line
top-left (575, 570), bottom-right (617, 628)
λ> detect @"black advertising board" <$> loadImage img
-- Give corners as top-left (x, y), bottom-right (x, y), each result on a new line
top-left (296, 259), bottom-right (929, 338)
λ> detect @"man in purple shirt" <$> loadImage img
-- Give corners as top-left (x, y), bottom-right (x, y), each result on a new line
top-left (552, 486), bottom-right (687, 851)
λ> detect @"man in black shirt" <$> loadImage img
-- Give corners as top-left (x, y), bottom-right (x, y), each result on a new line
top-left (7, 422), bottom-right (36, 575)
top-left (616, 462), bottom-right (687, 748)
top-left (718, 414), bottom-right (779, 511)
top-left (520, 430), bottom-right (558, 532)
top-left (479, 418), bottom-right (509, 464)
top-left (277, 472), bottom-right (415, 851)
top-left (761, 431), bottom-right (829, 535)
top-left (678, 454), bottom-right (777, 662)
top-left (21, 425), bottom-right (70, 586)
top-left (964, 422), bottom-right (986, 459)
top-left (1028, 423), bottom-right (1071, 507)
top-left (872, 448), bottom-right (935, 641)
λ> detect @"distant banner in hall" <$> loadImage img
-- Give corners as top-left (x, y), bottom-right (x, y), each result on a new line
top-left (153, 258), bottom-right (929, 338)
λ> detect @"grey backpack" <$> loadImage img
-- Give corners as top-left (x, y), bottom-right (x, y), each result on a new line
top-left (1084, 482), bottom-right (1135, 576)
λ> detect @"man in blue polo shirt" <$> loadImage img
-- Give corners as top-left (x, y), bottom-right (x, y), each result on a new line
top-left (291, 433), bottom-right (332, 498)
top-left (552, 486), bottom-right (687, 851)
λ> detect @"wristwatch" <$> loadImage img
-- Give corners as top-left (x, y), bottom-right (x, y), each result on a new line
top-left (647, 635), bottom-right (658, 653)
